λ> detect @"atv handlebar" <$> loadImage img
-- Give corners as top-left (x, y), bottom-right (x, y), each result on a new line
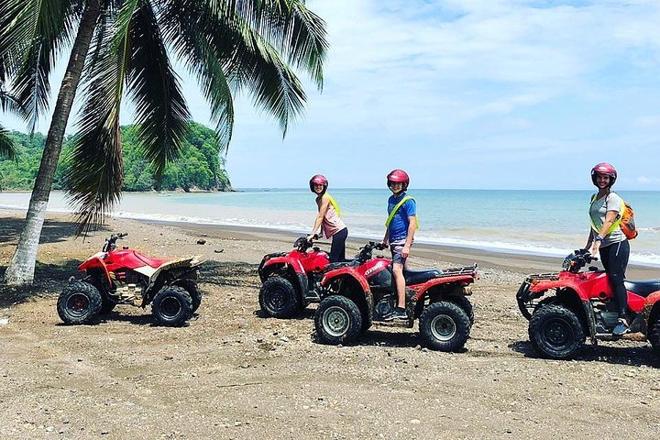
top-left (562, 249), bottom-right (598, 273)
top-left (102, 232), bottom-right (128, 252)
top-left (294, 235), bottom-right (319, 252)
top-left (355, 241), bottom-right (387, 262)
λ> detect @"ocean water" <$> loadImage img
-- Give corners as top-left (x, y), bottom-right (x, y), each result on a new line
top-left (2, 189), bottom-right (660, 266)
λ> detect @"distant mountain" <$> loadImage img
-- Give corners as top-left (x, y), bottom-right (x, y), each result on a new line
top-left (0, 122), bottom-right (232, 192)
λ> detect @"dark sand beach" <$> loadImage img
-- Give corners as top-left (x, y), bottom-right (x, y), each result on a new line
top-left (1, 208), bottom-right (658, 439)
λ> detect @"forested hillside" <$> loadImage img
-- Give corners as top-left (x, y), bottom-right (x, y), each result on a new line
top-left (0, 122), bottom-right (232, 192)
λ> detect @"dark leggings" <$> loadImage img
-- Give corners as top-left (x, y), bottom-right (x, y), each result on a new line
top-left (329, 228), bottom-right (348, 263)
top-left (599, 240), bottom-right (630, 317)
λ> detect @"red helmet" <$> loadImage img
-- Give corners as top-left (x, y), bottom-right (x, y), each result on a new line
top-left (387, 169), bottom-right (410, 190)
top-left (591, 162), bottom-right (617, 187)
top-left (309, 174), bottom-right (328, 193)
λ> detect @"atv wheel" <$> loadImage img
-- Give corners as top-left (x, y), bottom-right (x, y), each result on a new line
top-left (176, 279), bottom-right (202, 313)
top-left (529, 304), bottom-right (585, 360)
top-left (315, 295), bottom-right (363, 345)
top-left (419, 301), bottom-right (471, 352)
top-left (648, 315), bottom-right (660, 355)
top-left (447, 295), bottom-right (474, 325)
top-left (259, 276), bottom-right (302, 318)
top-left (152, 286), bottom-right (193, 327)
top-left (57, 281), bottom-right (102, 325)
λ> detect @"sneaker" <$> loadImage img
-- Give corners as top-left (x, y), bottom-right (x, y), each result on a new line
top-left (612, 318), bottom-right (630, 336)
top-left (391, 307), bottom-right (408, 320)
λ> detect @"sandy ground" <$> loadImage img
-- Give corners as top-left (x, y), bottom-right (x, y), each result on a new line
top-left (0, 209), bottom-right (658, 440)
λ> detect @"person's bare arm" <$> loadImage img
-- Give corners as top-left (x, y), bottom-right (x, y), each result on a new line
top-left (590, 210), bottom-right (619, 254)
top-left (308, 196), bottom-right (330, 240)
top-left (401, 216), bottom-right (417, 258)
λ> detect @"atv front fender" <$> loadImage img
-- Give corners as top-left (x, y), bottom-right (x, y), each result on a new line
top-left (529, 278), bottom-right (589, 299)
top-left (79, 256), bottom-right (111, 284)
top-left (258, 258), bottom-right (308, 301)
top-left (320, 267), bottom-right (370, 295)
top-left (259, 256), bottom-right (305, 279)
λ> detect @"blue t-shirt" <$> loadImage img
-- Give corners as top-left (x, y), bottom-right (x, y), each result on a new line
top-left (387, 192), bottom-right (416, 243)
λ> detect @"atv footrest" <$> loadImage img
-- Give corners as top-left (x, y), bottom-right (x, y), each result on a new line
top-left (373, 319), bottom-right (414, 329)
top-left (595, 332), bottom-right (647, 342)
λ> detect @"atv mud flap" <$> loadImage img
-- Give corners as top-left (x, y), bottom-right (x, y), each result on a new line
top-left (581, 300), bottom-right (598, 345)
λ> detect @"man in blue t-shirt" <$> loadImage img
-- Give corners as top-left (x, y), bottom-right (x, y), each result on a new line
top-left (382, 169), bottom-right (417, 321)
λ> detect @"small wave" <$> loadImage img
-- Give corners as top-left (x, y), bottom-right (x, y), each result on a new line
top-left (4, 203), bottom-right (660, 267)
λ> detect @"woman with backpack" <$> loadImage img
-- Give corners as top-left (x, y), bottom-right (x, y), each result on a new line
top-left (307, 174), bottom-right (348, 263)
top-left (585, 162), bottom-right (631, 335)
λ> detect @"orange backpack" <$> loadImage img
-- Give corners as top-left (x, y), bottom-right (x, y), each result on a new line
top-left (590, 194), bottom-right (638, 240)
top-left (619, 201), bottom-right (638, 240)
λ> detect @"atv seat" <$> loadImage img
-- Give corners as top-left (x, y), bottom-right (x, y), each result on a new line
top-left (404, 269), bottom-right (442, 285)
top-left (624, 280), bottom-right (660, 298)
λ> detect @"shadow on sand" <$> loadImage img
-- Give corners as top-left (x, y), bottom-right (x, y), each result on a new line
top-left (509, 340), bottom-right (659, 368)
top-left (0, 259), bottom-right (83, 308)
top-left (0, 216), bottom-right (104, 246)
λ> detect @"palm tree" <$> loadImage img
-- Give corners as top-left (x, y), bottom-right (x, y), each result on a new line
top-left (0, 0), bottom-right (327, 285)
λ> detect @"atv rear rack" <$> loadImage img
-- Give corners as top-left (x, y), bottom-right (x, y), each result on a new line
top-left (438, 264), bottom-right (478, 278)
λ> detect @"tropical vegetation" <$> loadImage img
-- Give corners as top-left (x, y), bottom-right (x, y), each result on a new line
top-left (0, 123), bottom-right (232, 192)
top-left (0, 0), bottom-right (327, 284)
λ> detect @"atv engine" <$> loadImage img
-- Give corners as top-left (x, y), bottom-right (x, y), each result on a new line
top-left (374, 295), bottom-right (396, 320)
top-left (111, 270), bottom-right (147, 305)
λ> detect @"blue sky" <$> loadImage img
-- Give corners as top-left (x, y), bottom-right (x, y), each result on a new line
top-left (3, 0), bottom-right (660, 190)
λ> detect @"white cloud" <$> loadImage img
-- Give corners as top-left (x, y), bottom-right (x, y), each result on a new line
top-left (637, 176), bottom-right (660, 184)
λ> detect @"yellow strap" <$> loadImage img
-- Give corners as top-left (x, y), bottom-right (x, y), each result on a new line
top-left (589, 194), bottom-right (624, 235)
top-left (385, 196), bottom-right (419, 228)
top-left (325, 194), bottom-right (341, 217)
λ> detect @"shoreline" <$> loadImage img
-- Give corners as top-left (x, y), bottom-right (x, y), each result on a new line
top-left (2, 190), bottom-right (660, 268)
top-left (2, 207), bottom-right (658, 278)
top-left (142, 218), bottom-right (659, 279)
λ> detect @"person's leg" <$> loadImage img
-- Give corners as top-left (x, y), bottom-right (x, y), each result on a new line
top-left (604, 241), bottom-right (631, 335)
top-left (392, 262), bottom-right (406, 308)
top-left (331, 228), bottom-right (347, 262)
top-left (388, 244), bottom-right (408, 320)
top-left (609, 240), bottom-right (630, 317)
top-left (599, 245), bottom-right (611, 272)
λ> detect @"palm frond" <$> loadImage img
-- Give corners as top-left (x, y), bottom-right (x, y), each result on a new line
top-left (161, 1), bottom-right (234, 149)
top-left (0, 0), bottom-right (81, 131)
top-left (0, 124), bottom-right (17, 160)
top-left (65, 21), bottom-right (128, 233)
top-left (228, 0), bottom-right (328, 89)
top-left (0, 82), bottom-right (28, 118)
top-left (164, 0), bottom-right (310, 136)
top-left (83, 2), bottom-right (116, 83)
top-left (231, 23), bottom-right (307, 136)
top-left (125, 0), bottom-right (190, 179)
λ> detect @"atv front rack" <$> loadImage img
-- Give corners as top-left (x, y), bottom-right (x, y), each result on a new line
top-left (526, 272), bottom-right (560, 282)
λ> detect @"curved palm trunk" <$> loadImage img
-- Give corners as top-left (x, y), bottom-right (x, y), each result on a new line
top-left (4, 0), bottom-right (101, 285)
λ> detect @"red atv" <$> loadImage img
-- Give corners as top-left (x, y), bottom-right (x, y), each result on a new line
top-left (258, 235), bottom-right (348, 318)
top-left (314, 241), bottom-right (477, 351)
top-left (57, 233), bottom-right (203, 327)
top-left (516, 249), bottom-right (660, 359)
